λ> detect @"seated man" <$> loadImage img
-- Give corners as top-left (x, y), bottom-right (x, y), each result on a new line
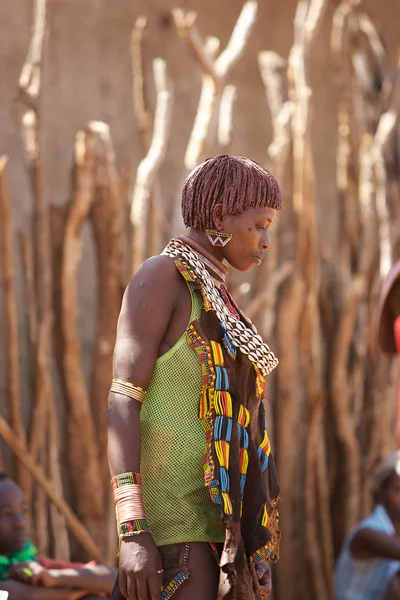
top-left (0, 473), bottom-right (116, 600)
top-left (335, 452), bottom-right (400, 600)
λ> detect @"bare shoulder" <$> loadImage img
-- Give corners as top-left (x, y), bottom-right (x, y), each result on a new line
top-left (128, 254), bottom-right (180, 290)
top-left (124, 255), bottom-right (181, 305)
top-left (118, 255), bottom-right (182, 332)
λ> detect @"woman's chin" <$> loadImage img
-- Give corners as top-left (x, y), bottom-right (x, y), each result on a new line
top-left (227, 259), bottom-right (256, 272)
top-left (12, 536), bottom-right (28, 552)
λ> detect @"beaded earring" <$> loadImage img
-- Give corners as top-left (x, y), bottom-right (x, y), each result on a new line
top-left (205, 225), bottom-right (232, 247)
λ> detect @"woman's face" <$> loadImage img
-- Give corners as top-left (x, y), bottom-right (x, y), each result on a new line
top-left (219, 207), bottom-right (277, 272)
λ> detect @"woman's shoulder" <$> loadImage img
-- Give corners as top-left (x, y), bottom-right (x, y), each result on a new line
top-left (123, 254), bottom-right (184, 307)
top-left (130, 254), bottom-right (180, 285)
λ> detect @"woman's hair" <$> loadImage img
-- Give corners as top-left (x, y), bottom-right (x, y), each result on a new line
top-left (182, 154), bottom-right (282, 230)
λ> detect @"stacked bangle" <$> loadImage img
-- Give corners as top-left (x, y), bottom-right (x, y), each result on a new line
top-left (111, 471), bottom-right (150, 537)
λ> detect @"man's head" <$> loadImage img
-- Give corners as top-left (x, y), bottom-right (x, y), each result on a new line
top-left (374, 452), bottom-right (400, 521)
top-left (0, 474), bottom-right (29, 554)
top-left (181, 155), bottom-right (282, 272)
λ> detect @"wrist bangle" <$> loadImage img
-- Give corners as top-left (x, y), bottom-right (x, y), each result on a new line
top-left (111, 472), bottom-right (141, 489)
top-left (119, 519), bottom-right (151, 537)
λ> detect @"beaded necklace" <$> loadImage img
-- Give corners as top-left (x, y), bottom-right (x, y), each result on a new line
top-left (162, 238), bottom-right (279, 376)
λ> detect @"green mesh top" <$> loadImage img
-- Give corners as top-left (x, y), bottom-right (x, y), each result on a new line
top-left (140, 281), bottom-right (225, 547)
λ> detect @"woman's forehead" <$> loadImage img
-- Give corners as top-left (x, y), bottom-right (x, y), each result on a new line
top-left (231, 206), bottom-right (277, 220)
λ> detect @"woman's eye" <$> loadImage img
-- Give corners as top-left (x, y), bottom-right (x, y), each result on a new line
top-left (256, 224), bottom-right (266, 231)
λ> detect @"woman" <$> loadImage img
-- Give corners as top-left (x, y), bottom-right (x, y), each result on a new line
top-left (335, 452), bottom-right (400, 600)
top-left (108, 155), bottom-right (282, 600)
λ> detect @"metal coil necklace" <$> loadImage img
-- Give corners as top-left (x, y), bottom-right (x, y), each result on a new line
top-left (162, 237), bottom-right (279, 376)
top-left (178, 235), bottom-right (227, 283)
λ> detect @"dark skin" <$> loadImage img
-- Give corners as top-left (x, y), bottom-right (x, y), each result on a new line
top-left (108, 204), bottom-right (277, 600)
top-left (0, 479), bottom-right (116, 600)
top-left (0, 479), bottom-right (29, 555)
top-left (350, 473), bottom-right (400, 560)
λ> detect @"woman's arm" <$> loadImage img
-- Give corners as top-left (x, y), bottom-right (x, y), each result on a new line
top-left (108, 256), bottom-right (180, 600)
top-left (350, 528), bottom-right (400, 560)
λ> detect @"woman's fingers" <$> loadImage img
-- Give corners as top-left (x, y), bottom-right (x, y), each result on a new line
top-left (119, 570), bottom-right (129, 599)
top-left (148, 568), bottom-right (162, 600)
top-left (135, 576), bottom-right (149, 600)
top-left (126, 573), bottom-right (138, 600)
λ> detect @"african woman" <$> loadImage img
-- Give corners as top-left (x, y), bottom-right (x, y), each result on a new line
top-left (108, 155), bottom-right (282, 600)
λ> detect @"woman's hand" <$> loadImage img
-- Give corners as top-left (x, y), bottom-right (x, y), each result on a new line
top-left (256, 562), bottom-right (272, 597)
top-left (118, 533), bottom-right (163, 600)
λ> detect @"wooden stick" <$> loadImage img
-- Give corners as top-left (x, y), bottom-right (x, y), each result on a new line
top-left (288, 3), bottom-right (330, 598)
top-left (172, 2), bottom-right (258, 234)
top-left (174, 2), bottom-right (257, 171)
top-left (218, 85), bottom-right (237, 149)
top-left (18, 1), bottom-right (61, 529)
top-left (257, 49), bottom-right (292, 316)
top-left (274, 275), bottom-right (305, 600)
top-left (183, 34), bottom-right (222, 173)
top-left (34, 448), bottom-right (49, 555)
top-left (48, 398), bottom-right (70, 560)
top-left (131, 59), bottom-right (173, 273)
top-left (246, 262), bottom-right (293, 333)
top-left (18, 231), bottom-right (38, 349)
top-left (0, 414), bottom-right (106, 564)
top-left (372, 110), bottom-right (396, 276)
top-left (61, 125), bottom-right (104, 542)
top-left (214, 1), bottom-right (258, 78)
top-left (258, 52), bottom-right (288, 125)
top-left (0, 156), bottom-right (27, 485)
top-left (131, 17), bottom-right (151, 151)
top-left (330, 276), bottom-right (365, 531)
top-left (171, 9), bottom-right (218, 80)
top-left (19, 0), bottom-right (46, 104)
top-left (90, 123), bottom-right (125, 487)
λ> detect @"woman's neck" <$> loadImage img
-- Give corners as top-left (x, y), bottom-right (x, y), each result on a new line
top-left (178, 231), bottom-right (228, 283)
top-left (187, 229), bottom-right (225, 263)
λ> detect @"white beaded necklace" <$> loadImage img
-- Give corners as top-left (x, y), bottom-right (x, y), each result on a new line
top-left (162, 238), bottom-right (279, 376)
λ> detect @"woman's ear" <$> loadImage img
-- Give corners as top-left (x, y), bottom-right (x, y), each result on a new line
top-left (211, 203), bottom-right (224, 229)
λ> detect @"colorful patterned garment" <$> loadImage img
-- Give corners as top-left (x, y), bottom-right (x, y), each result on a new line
top-left (0, 541), bottom-right (37, 580)
top-left (140, 252), bottom-right (280, 600)
top-left (335, 505), bottom-right (400, 600)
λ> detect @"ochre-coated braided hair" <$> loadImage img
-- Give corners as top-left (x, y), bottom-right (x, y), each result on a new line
top-left (182, 154), bottom-right (282, 230)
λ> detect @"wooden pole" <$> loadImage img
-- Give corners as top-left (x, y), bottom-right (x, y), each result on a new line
top-left (0, 156), bottom-right (27, 485)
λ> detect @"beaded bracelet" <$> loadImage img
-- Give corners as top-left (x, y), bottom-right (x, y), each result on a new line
top-left (119, 519), bottom-right (151, 539)
top-left (111, 472), bottom-right (142, 490)
top-left (249, 545), bottom-right (278, 565)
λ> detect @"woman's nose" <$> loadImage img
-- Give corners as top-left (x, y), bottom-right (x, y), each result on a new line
top-left (261, 230), bottom-right (270, 250)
